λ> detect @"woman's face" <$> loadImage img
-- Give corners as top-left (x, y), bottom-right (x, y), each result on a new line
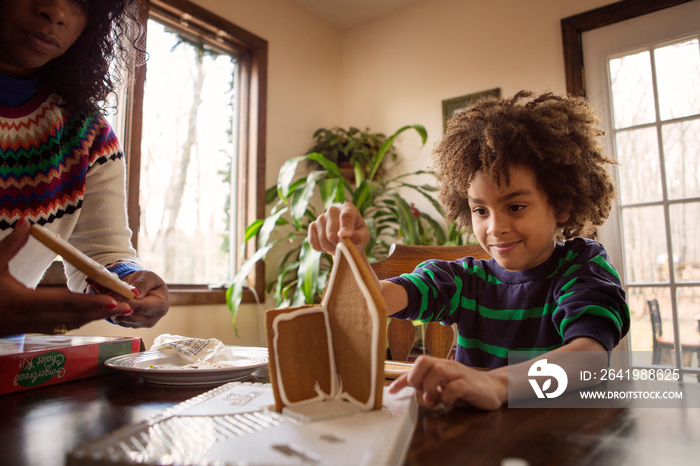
top-left (0, 0), bottom-right (89, 78)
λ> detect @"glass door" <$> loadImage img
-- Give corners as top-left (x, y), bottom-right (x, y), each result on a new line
top-left (583, 1), bottom-right (700, 380)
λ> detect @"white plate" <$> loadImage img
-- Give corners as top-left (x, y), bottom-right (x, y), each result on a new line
top-left (105, 346), bottom-right (268, 386)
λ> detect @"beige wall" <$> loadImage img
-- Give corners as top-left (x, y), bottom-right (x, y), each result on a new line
top-left (341, 0), bottom-right (614, 211)
top-left (68, 302), bottom-right (264, 349)
top-left (70, 0), bottom-right (615, 348)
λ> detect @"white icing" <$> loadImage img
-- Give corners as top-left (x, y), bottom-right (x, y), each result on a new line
top-left (271, 306), bottom-right (338, 406)
top-left (271, 241), bottom-right (382, 410)
top-left (321, 242), bottom-right (381, 410)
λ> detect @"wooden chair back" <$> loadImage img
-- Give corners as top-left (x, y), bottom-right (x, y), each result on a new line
top-left (648, 299), bottom-right (663, 338)
top-left (371, 243), bottom-right (489, 361)
top-left (647, 298), bottom-right (700, 377)
top-left (648, 298), bottom-right (671, 364)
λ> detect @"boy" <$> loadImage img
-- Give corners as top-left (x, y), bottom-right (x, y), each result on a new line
top-left (308, 91), bottom-right (629, 410)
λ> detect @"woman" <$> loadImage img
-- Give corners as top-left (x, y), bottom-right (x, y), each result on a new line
top-left (0, 0), bottom-right (168, 336)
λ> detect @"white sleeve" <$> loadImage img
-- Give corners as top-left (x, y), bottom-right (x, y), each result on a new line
top-left (65, 121), bottom-right (141, 292)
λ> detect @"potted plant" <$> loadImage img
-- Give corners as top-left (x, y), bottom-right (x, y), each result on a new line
top-left (226, 124), bottom-right (466, 330)
top-left (308, 126), bottom-right (397, 182)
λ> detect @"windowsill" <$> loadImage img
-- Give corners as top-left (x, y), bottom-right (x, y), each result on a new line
top-left (167, 286), bottom-right (227, 306)
top-left (38, 272), bottom-right (261, 307)
top-left (161, 285), bottom-right (261, 307)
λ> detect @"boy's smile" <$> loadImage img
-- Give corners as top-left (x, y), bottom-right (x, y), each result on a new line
top-left (467, 165), bottom-right (569, 272)
top-left (0, 0), bottom-right (88, 78)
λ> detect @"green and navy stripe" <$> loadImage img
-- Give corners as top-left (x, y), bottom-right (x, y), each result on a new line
top-left (389, 238), bottom-right (630, 368)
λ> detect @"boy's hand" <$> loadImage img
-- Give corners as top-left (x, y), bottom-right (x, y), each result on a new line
top-left (389, 339), bottom-right (606, 411)
top-left (308, 202), bottom-right (369, 255)
top-left (388, 355), bottom-right (507, 411)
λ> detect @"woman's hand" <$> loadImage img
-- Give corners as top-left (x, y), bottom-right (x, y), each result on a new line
top-left (0, 219), bottom-right (131, 336)
top-left (108, 270), bottom-right (169, 328)
top-left (308, 202), bottom-right (369, 255)
top-left (389, 355), bottom-right (507, 411)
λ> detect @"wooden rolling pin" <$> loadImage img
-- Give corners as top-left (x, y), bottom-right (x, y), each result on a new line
top-left (29, 224), bottom-right (136, 299)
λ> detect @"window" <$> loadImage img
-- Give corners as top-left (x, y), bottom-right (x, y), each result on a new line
top-left (607, 38), bottom-right (700, 374)
top-left (115, 0), bottom-right (267, 305)
top-left (565, 0), bottom-right (700, 381)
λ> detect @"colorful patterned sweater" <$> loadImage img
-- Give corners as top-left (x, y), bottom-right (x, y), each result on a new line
top-left (0, 86), bottom-right (141, 291)
top-left (388, 238), bottom-right (630, 368)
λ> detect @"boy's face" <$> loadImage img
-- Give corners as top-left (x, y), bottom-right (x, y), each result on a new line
top-left (467, 165), bottom-right (568, 272)
top-left (0, 0), bottom-right (88, 78)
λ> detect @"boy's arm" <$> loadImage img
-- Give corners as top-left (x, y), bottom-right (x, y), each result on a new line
top-left (66, 120), bottom-right (141, 292)
top-left (552, 240), bottom-right (630, 352)
top-left (488, 336), bottom-right (607, 404)
top-left (389, 336), bottom-right (607, 410)
top-left (380, 281), bottom-right (409, 316)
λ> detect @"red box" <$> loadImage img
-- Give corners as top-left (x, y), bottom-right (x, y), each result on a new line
top-left (0, 335), bottom-right (143, 395)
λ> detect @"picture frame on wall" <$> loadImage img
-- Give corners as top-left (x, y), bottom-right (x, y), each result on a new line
top-left (442, 88), bottom-right (501, 132)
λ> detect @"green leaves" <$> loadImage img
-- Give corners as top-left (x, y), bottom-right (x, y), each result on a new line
top-left (226, 243), bottom-right (274, 336)
top-left (368, 125), bottom-right (427, 182)
top-left (257, 208), bottom-right (287, 248)
top-left (225, 123), bottom-right (469, 336)
top-left (297, 240), bottom-right (323, 305)
top-left (318, 178), bottom-right (344, 208)
top-left (277, 156), bottom-right (305, 202)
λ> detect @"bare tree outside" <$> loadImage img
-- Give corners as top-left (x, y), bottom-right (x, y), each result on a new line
top-left (138, 21), bottom-right (236, 285)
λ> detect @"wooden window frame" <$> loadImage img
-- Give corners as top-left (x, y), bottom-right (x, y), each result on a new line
top-left (125, 0), bottom-right (268, 305)
top-left (560, 0), bottom-right (693, 96)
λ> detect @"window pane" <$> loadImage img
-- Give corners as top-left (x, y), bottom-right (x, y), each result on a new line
top-left (663, 120), bottom-right (700, 200)
top-left (615, 127), bottom-right (662, 204)
top-left (669, 202), bottom-right (700, 284)
top-left (609, 51), bottom-right (656, 128)
top-left (629, 287), bottom-right (700, 369)
top-left (677, 287), bottom-right (700, 369)
top-left (138, 21), bottom-right (236, 284)
top-left (622, 205), bottom-right (668, 283)
top-left (655, 39), bottom-right (700, 121)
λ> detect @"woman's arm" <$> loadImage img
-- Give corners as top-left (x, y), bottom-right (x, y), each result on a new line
top-left (68, 118), bottom-right (168, 328)
top-left (0, 219), bottom-right (132, 336)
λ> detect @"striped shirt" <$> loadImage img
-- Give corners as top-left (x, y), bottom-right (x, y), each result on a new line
top-left (388, 238), bottom-right (630, 368)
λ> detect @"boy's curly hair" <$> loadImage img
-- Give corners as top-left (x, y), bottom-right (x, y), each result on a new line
top-left (38, 0), bottom-right (145, 115)
top-left (434, 90), bottom-right (616, 239)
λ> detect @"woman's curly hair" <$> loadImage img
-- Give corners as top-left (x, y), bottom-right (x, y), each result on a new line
top-left (434, 90), bottom-right (616, 239)
top-left (38, 0), bottom-right (145, 115)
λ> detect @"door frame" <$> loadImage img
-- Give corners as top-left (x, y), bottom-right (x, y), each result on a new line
top-left (561, 0), bottom-right (694, 96)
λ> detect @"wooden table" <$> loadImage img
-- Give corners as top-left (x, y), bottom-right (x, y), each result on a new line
top-left (2, 369), bottom-right (699, 466)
